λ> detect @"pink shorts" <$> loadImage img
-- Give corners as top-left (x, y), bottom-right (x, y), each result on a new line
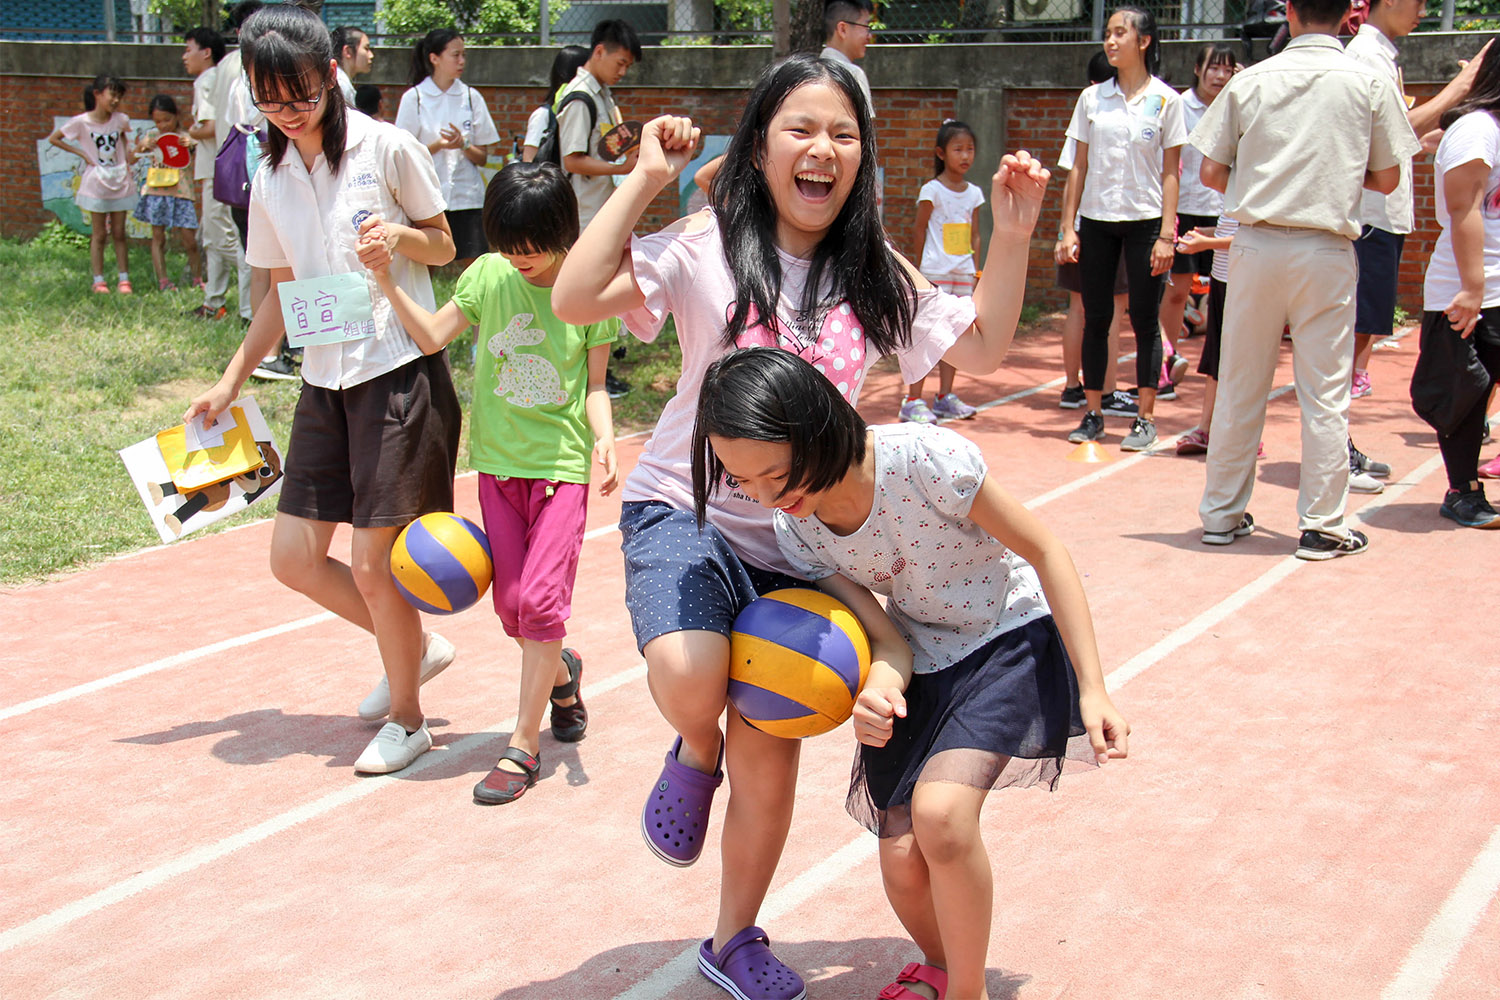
top-left (477, 474), bottom-right (588, 642)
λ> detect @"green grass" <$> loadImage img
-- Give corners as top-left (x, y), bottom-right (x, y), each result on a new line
top-left (0, 238), bottom-right (685, 586)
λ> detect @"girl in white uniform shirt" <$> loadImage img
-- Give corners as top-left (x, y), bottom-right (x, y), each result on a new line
top-left (396, 28), bottom-right (500, 263)
top-left (522, 45), bottom-right (590, 162)
top-left (185, 5), bottom-right (463, 776)
top-left (1158, 42), bottom-right (1235, 378)
top-left (1058, 6), bottom-right (1186, 452)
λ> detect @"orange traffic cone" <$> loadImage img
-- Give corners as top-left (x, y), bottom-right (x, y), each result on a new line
top-left (1067, 441), bottom-right (1112, 463)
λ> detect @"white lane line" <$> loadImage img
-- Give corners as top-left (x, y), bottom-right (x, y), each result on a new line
top-left (605, 452), bottom-right (1447, 1000)
top-left (1381, 824), bottom-right (1500, 1000)
top-left (0, 613), bottom-right (336, 724)
top-left (0, 662), bottom-right (648, 955)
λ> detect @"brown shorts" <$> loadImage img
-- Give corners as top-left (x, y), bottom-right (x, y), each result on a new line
top-left (277, 352), bottom-right (462, 528)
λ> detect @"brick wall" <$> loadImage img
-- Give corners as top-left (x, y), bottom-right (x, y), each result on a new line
top-left (2, 67), bottom-right (1443, 312)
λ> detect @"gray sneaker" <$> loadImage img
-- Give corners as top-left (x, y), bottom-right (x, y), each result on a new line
top-left (1202, 512), bottom-right (1255, 546)
top-left (1121, 417), bottom-right (1158, 452)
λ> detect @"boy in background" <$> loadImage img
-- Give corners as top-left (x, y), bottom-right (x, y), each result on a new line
top-left (184, 26), bottom-right (234, 321)
top-left (820, 0), bottom-right (876, 120)
top-left (1190, 0), bottom-right (1418, 561)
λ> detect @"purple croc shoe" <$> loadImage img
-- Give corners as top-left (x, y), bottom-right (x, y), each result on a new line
top-left (641, 735), bottom-right (724, 866)
top-left (698, 926), bottom-right (807, 1000)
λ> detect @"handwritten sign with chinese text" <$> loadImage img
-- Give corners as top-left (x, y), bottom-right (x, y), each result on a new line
top-left (278, 272), bottom-right (376, 347)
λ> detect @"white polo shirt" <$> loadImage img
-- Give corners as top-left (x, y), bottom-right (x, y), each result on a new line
top-left (1344, 23), bottom-right (1413, 234)
top-left (556, 68), bottom-right (623, 227)
top-left (336, 66), bottom-right (356, 106)
top-left (246, 110), bottom-right (447, 390)
top-left (1177, 86), bottom-right (1224, 217)
top-left (819, 46), bottom-right (876, 120)
top-left (394, 76), bottom-right (499, 212)
top-left (1065, 75), bottom-right (1187, 222)
top-left (192, 66), bottom-right (220, 180)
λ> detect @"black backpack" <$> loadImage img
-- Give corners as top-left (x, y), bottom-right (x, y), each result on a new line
top-left (534, 90), bottom-right (598, 171)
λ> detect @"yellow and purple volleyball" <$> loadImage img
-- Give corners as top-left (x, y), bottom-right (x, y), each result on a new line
top-left (390, 512), bottom-right (493, 615)
top-left (727, 589), bottom-right (872, 739)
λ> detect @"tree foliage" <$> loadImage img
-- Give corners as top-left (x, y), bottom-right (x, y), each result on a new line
top-left (376, 0), bottom-right (568, 38)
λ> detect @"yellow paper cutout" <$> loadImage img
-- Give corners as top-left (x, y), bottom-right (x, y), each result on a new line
top-left (942, 222), bottom-right (972, 256)
top-left (156, 406), bottom-right (260, 492)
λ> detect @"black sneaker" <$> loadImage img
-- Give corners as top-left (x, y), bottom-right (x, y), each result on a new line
top-left (1348, 439), bottom-right (1390, 479)
top-left (1295, 528), bottom-right (1369, 561)
top-left (1156, 380), bottom-right (1177, 401)
top-left (1067, 410), bottom-right (1105, 443)
top-left (1202, 512), bottom-right (1254, 546)
top-left (251, 353), bottom-right (300, 381)
top-left (605, 371), bottom-right (631, 398)
top-left (1440, 487), bottom-right (1500, 529)
top-left (1102, 391), bottom-right (1138, 418)
top-left (1059, 384), bottom-right (1086, 409)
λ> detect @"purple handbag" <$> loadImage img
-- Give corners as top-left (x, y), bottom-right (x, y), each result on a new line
top-left (213, 126), bottom-right (253, 208)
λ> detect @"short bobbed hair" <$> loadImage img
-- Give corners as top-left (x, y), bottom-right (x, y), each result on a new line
top-left (481, 162), bottom-right (580, 256)
top-left (691, 347), bottom-right (867, 524)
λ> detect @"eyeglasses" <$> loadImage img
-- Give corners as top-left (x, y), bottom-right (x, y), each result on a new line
top-left (250, 90), bottom-right (324, 114)
top-left (840, 20), bottom-right (874, 34)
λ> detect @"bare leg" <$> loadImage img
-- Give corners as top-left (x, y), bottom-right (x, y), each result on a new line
top-left (1159, 271), bottom-right (1193, 356)
top-left (180, 227), bottom-right (201, 286)
top-left (936, 361), bottom-right (957, 397)
top-left (643, 629), bottom-right (728, 774)
top-left (268, 512), bottom-right (375, 632)
top-left (109, 211), bottom-right (129, 275)
top-left (88, 212), bottom-right (106, 279)
top-left (150, 227), bottom-right (168, 285)
top-left (880, 832), bottom-right (945, 970)
top-left (1061, 292), bottom-right (1083, 387)
top-left (911, 780), bottom-right (996, 1000)
top-left (497, 637), bottom-right (566, 768)
top-left (714, 708), bottom-right (800, 952)
top-left (1354, 332), bottom-right (1375, 373)
top-left (349, 525), bottom-right (423, 729)
top-left (1199, 376), bottom-right (1219, 435)
top-left (906, 373), bottom-right (930, 400)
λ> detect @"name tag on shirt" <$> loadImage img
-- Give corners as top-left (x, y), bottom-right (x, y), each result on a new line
top-left (942, 222), bottom-right (971, 255)
top-left (279, 272), bottom-right (376, 347)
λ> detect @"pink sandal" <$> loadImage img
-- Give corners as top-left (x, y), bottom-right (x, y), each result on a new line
top-left (879, 962), bottom-right (947, 999)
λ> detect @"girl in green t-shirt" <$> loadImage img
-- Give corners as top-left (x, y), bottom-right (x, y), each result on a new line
top-left (371, 161), bottom-right (619, 805)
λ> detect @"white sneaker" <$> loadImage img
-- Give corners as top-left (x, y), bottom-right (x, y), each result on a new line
top-left (354, 721), bottom-right (432, 774)
top-left (357, 633), bottom-right (456, 721)
top-left (1349, 471), bottom-right (1385, 494)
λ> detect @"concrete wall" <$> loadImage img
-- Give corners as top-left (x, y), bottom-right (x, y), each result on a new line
top-left (2, 34), bottom-right (1481, 311)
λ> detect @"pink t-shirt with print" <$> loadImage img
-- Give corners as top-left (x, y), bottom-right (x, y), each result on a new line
top-left (620, 210), bottom-right (977, 573)
top-left (60, 112), bottom-right (135, 202)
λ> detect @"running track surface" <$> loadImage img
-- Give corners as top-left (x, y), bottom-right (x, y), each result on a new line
top-left (4, 323), bottom-right (1497, 1000)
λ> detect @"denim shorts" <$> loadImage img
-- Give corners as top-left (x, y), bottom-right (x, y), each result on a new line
top-left (618, 500), bottom-right (804, 652)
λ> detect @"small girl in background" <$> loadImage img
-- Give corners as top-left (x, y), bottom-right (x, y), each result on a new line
top-left (693, 347), bottom-right (1128, 1000)
top-left (901, 119), bottom-right (985, 424)
top-left (48, 74), bottom-right (138, 293)
top-left (371, 161), bottom-right (618, 805)
top-left (132, 94), bottom-right (201, 291)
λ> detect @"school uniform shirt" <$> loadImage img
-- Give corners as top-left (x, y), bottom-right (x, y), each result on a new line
top-left (337, 66), bottom-right (356, 106)
top-left (619, 210), bottom-right (975, 573)
top-left (1344, 23), bottom-right (1414, 235)
top-left (1065, 76), bottom-right (1187, 222)
top-left (1424, 111), bottom-right (1500, 311)
top-left (775, 424), bottom-right (1048, 675)
top-left (60, 112), bottom-right (135, 202)
top-left (819, 46), bottom-right (876, 120)
top-left (452, 254), bottom-right (620, 483)
top-left (394, 77), bottom-right (500, 212)
top-left (1189, 34), bottom-right (1419, 241)
top-left (556, 68), bottom-right (622, 227)
top-left (192, 66), bottom-right (220, 180)
top-left (1177, 86), bottom-right (1224, 217)
top-left (917, 178), bottom-right (985, 277)
top-left (524, 105), bottom-right (551, 148)
top-left (245, 110), bottom-right (447, 391)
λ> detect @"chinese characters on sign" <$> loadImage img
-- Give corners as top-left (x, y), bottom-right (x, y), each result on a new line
top-left (278, 272), bottom-right (377, 347)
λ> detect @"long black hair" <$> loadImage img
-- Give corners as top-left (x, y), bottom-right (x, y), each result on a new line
top-left (1112, 6), bottom-right (1161, 78)
top-left (548, 44), bottom-right (590, 102)
top-left (241, 5), bottom-right (348, 175)
top-left (711, 54), bottom-right (916, 358)
top-left (410, 28), bottom-right (462, 87)
top-left (1442, 35), bottom-right (1500, 129)
top-left (82, 74), bottom-right (125, 111)
top-left (933, 119), bottom-right (976, 177)
top-left (691, 347), bottom-right (867, 524)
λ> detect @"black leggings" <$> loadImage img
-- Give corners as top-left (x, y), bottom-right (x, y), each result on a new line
top-left (1430, 311), bottom-right (1500, 489)
top-left (1079, 216), bottom-right (1165, 394)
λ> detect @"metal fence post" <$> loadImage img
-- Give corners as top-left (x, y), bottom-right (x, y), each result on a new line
top-left (1092, 0), bottom-right (1106, 41)
top-left (540, 0), bottom-right (550, 46)
top-left (104, 0), bottom-right (116, 42)
top-left (1440, 0), bottom-right (1455, 31)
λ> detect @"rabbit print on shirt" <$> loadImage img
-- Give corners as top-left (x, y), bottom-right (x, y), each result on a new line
top-left (488, 313), bottom-right (567, 408)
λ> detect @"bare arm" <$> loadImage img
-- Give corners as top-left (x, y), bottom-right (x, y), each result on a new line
top-left (1364, 163), bottom-right (1400, 195)
top-left (1057, 146), bottom-right (1087, 264)
top-left (356, 212), bottom-right (455, 269)
top-left (584, 342), bottom-right (618, 495)
top-left (369, 268), bottom-right (472, 354)
top-left (938, 151), bottom-right (1051, 376)
top-left (188, 119), bottom-right (215, 141)
top-left (184, 266), bottom-right (295, 426)
top-left (694, 154), bottom-right (724, 195)
top-left (964, 476), bottom-right (1128, 762)
top-left (912, 198), bottom-right (933, 265)
top-left (1200, 156), bottom-right (1230, 194)
top-left (1152, 145), bottom-right (1182, 275)
top-left (47, 126), bottom-right (86, 161)
top-left (970, 204), bottom-right (982, 262)
top-left (553, 115), bottom-right (701, 325)
top-left (1442, 158), bottom-right (1489, 337)
top-left (564, 150), bottom-right (633, 177)
top-left (461, 142), bottom-right (489, 166)
top-left (813, 572), bottom-right (916, 748)
top-left (521, 145), bottom-right (539, 162)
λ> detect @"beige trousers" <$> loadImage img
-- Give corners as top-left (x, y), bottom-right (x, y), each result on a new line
top-left (1200, 225), bottom-right (1356, 538)
top-left (199, 181), bottom-right (239, 311)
